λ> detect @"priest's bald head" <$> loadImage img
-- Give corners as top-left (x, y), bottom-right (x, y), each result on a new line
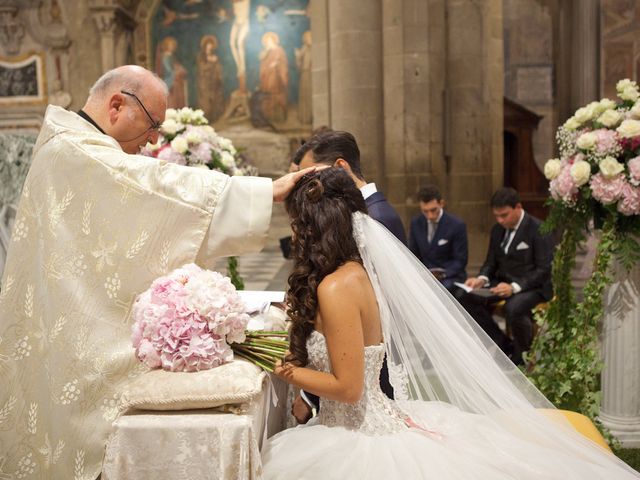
top-left (82, 65), bottom-right (168, 154)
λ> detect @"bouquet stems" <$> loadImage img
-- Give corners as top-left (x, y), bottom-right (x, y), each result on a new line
top-left (231, 331), bottom-right (289, 372)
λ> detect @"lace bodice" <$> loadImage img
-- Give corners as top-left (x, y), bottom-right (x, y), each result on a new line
top-left (306, 331), bottom-right (408, 435)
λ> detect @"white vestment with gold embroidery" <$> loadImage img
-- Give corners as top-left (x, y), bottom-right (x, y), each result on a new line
top-left (0, 105), bottom-right (272, 479)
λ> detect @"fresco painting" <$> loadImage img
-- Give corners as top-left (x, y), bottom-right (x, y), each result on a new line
top-left (151, 0), bottom-right (311, 130)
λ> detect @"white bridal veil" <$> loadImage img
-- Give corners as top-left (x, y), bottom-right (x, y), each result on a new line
top-left (352, 212), bottom-right (639, 478)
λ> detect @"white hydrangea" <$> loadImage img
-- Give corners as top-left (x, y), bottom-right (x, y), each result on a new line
top-left (164, 108), bottom-right (178, 121)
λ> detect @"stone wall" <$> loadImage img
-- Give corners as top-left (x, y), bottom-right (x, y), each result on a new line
top-left (312, 0), bottom-right (504, 266)
top-left (503, 0), bottom-right (555, 172)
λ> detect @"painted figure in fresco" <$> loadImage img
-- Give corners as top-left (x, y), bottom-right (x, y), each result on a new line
top-left (156, 36), bottom-right (188, 108)
top-left (197, 35), bottom-right (225, 123)
top-left (259, 31), bottom-right (289, 123)
top-left (295, 30), bottom-right (312, 124)
top-left (230, 0), bottom-right (250, 93)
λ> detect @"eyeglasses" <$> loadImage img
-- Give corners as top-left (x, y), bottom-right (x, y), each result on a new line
top-left (120, 90), bottom-right (162, 132)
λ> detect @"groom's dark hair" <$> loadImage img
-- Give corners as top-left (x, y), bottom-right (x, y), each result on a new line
top-left (293, 130), bottom-right (364, 180)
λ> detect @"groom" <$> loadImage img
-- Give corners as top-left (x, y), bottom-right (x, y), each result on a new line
top-left (290, 130), bottom-right (401, 423)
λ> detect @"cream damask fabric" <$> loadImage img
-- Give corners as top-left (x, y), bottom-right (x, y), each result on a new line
top-left (0, 106), bottom-right (272, 480)
top-left (102, 400), bottom-right (266, 480)
top-left (120, 358), bottom-right (266, 411)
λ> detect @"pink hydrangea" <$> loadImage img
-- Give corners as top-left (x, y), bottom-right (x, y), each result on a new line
top-left (628, 156), bottom-right (640, 186)
top-left (593, 128), bottom-right (621, 155)
top-left (131, 264), bottom-right (249, 372)
top-left (156, 144), bottom-right (187, 165)
top-left (590, 173), bottom-right (626, 205)
top-left (617, 181), bottom-right (640, 216)
top-left (549, 165), bottom-right (578, 204)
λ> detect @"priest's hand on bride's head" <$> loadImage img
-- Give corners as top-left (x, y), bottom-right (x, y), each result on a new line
top-left (272, 166), bottom-right (328, 202)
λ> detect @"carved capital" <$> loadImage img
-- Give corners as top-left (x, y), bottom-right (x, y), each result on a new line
top-left (0, 7), bottom-right (25, 55)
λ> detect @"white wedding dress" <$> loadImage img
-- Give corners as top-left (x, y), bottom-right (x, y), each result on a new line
top-left (261, 213), bottom-right (639, 479)
top-left (262, 331), bottom-right (627, 479)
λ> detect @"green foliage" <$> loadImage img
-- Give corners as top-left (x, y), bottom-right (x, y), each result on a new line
top-left (527, 197), bottom-right (640, 446)
top-left (226, 256), bottom-right (244, 291)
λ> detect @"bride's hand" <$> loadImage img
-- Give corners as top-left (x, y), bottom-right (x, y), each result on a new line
top-left (274, 357), bottom-right (296, 381)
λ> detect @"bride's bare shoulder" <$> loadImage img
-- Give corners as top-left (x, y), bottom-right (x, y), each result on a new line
top-left (317, 261), bottom-right (368, 297)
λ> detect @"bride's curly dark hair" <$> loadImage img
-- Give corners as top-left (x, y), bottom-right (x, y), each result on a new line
top-left (284, 168), bottom-right (367, 367)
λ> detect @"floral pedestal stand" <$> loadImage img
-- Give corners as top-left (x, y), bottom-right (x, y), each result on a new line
top-left (600, 262), bottom-right (640, 447)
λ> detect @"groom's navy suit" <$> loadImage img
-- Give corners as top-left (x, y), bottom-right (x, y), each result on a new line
top-left (366, 191), bottom-right (407, 245)
top-left (409, 211), bottom-right (467, 290)
top-left (302, 189), bottom-right (404, 413)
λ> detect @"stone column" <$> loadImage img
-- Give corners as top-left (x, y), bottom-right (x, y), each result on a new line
top-left (324, 0), bottom-right (385, 184)
top-left (570, 0), bottom-right (600, 108)
top-left (89, 0), bottom-right (136, 73)
top-left (445, 0), bottom-right (504, 265)
top-left (600, 263), bottom-right (640, 447)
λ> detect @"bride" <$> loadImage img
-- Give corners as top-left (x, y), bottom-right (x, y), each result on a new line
top-left (261, 168), bottom-right (639, 479)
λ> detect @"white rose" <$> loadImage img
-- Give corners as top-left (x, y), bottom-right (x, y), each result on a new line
top-left (185, 131), bottom-right (202, 144)
top-left (164, 108), bottom-right (178, 121)
top-left (161, 118), bottom-right (181, 136)
top-left (178, 107), bottom-right (193, 123)
top-left (574, 106), bottom-right (594, 124)
top-left (597, 109), bottom-right (622, 127)
top-left (576, 131), bottom-right (597, 150)
top-left (617, 119), bottom-right (640, 138)
top-left (221, 151), bottom-right (236, 169)
top-left (620, 85), bottom-right (640, 102)
top-left (617, 79), bottom-right (636, 92)
top-left (563, 117), bottom-right (580, 131)
top-left (544, 158), bottom-right (562, 180)
top-left (570, 160), bottom-right (591, 186)
top-left (145, 141), bottom-right (161, 151)
top-left (599, 156), bottom-right (624, 178)
top-left (219, 137), bottom-right (237, 154)
top-left (599, 98), bottom-right (617, 111)
top-left (630, 102), bottom-right (640, 119)
top-left (588, 101), bottom-right (606, 117)
top-left (170, 136), bottom-right (189, 154)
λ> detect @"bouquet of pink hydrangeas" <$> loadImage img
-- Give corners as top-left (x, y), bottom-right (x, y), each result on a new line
top-left (132, 263), bottom-right (289, 372)
top-left (131, 263), bottom-right (250, 372)
top-left (544, 79), bottom-right (640, 217)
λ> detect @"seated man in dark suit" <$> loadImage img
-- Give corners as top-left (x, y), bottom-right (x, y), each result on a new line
top-left (409, 184), bottom-right (468, 291)
top-left (289, 130), bottom-right (402, 423)
top-left (460, 187), bottom-right (553, 365)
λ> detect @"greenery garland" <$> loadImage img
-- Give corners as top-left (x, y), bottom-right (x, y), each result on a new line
top-left (527, 201), bottom-right (640, 441)
top-left (227, 255), bottom-right (245, 290)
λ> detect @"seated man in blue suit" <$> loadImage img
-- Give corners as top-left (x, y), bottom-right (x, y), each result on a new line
top-left (409, 184), bottom-right (468, 291)
top-left (290, 130), bottom-right (404, 424)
